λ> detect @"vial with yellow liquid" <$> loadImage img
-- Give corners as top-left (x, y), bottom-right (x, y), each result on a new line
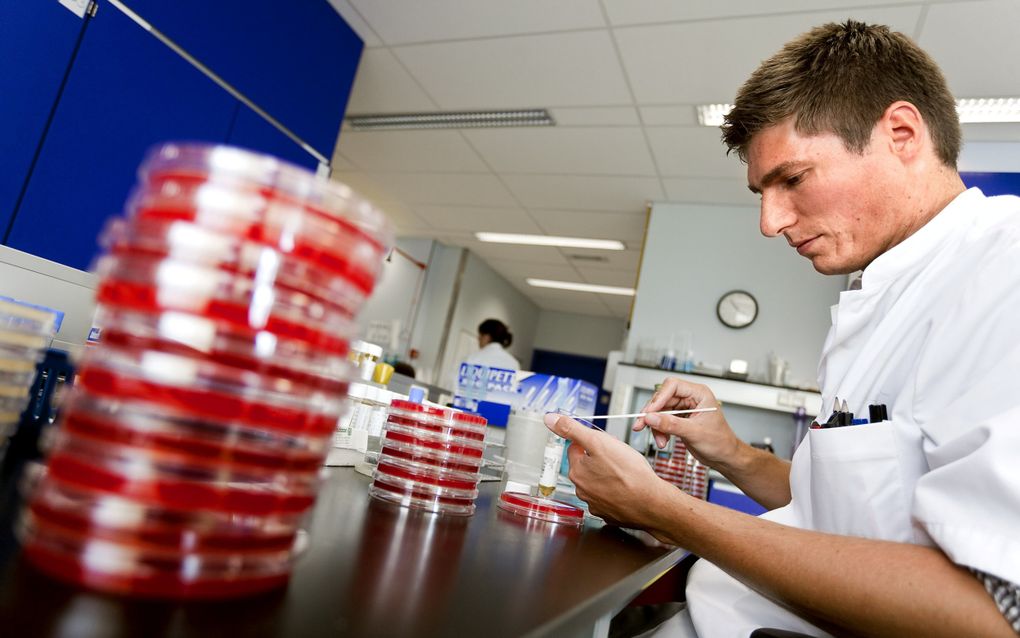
top-left (537, 432), bottom-right (564, 497)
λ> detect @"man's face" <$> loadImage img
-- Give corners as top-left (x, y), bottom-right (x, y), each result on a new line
top-left (746, 119), bottom-right (905, 275)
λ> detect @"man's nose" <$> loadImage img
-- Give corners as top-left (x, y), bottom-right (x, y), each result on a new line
top-left (759, 192), bottom-right (795, 238)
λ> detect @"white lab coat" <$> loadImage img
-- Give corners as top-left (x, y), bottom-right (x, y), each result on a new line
top-left (464, 342), bottom-right (520, 371)
top-left (686, 188), bottom-right (1020, 637)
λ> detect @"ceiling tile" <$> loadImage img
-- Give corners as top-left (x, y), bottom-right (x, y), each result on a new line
top-left (345, 49), bottom-right (437, 114)
top-left (614, 7), bottom-right (922, 104)
top-left (463, 128), bottom-right (657, 176)
top-left (335, 172), bottom-right (519, 207)
top-left (599, 294), bottom-right (635, 318)
top-left (532, 209), bottom-right (647, 241)
top-left (603, 0), bottom-right (921, 26)
top-left (485, 260), bottom-right (581, 285)
top-left (503, 175), bottom-right (664, 211)
top-left (640, 105), bottom-right (698, 126)
top-left (414, 206), bottom-right (543, 233)
top-left (549, 107), bottom-right (641, 126)
top-left (563, 248), bottom-right (641, 271)
top-left (662, 177), bottom-right (758, 206)
top-left (461, 240), bottom-right (572, 266)
top-left (349, 0), bottom-right (605, 44)
top-left (392, 31), bottom-right (633, 109)
top-left (529, 291), bottom-right (614, 316)
top-left (577, 267), bottom-right (640, 288)
top-left (919, 0), bottom-right (1020, 98)
top-left (648, 127), bottom-right (745, 178)
top-left (326, 0), bottom-right (383, 46)
top-left (331, 172), bottom-right (397, 206)
top-left (371, 200), bottom-right (434, 234)
top-left (336, 130), bottom-right (488, 172)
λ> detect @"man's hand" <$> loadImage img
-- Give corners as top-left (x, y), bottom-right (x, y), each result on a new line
top-left (636, 377), bottom-right (793, 510)
top-left (543, 412), bottom-right (679, 539)
top-left (634, 378), bottom-right (740, 466)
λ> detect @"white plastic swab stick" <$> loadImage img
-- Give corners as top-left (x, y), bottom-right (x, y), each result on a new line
top-left (583, 407), bottom-right (717, 420)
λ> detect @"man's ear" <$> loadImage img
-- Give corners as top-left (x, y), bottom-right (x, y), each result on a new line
top-left (881, 100), bottom-right (926, 162)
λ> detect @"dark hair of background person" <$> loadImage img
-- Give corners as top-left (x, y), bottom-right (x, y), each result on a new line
top-left (722, 19), bottom-right (961, 168)
top-left (478, 319), bottom-right (513, 348)
top-left (393, 361), bottom-right (416, 379)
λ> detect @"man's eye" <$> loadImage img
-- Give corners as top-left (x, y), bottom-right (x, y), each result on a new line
top-left (785, 174), bottom-right (803, 187)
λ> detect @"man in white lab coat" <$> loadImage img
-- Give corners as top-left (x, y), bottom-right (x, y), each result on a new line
top-left (544, 20), bottom-right (1020, 638)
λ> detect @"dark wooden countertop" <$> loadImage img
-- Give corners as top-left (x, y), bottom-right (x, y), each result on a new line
top-left (0, 467), bottom-right (687, 638)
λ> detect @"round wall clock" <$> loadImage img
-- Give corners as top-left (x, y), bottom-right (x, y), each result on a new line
top-left (716, 290), bottom-right (758, 329)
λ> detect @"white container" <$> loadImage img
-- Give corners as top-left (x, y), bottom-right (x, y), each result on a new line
top-left (503, 412), bottom-right (549, 487)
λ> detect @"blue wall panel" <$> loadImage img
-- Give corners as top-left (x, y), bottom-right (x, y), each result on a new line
top-left (6, 2), bottom-right (238, 270)
top-left (122, 0), bottom-right (363, 159)
top-left (0, 3), bottom-right (87, 242)
top-left (227, 106), bottom-right (321, 172)
top-left (961, 172), bottom-right (1020, 197)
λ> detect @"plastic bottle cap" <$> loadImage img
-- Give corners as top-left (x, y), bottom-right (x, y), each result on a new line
top-left (408, 386), bottom-right (426, 404)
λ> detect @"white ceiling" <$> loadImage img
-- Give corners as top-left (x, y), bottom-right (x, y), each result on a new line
top-left (327, 0), bottom-right (1020, 320)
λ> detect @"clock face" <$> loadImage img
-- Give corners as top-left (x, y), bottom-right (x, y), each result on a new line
top-left (716, 290), bottom-right (758, 329)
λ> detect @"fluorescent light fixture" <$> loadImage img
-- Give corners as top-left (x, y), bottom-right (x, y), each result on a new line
top-left (527, 278), bottom-right (635, 296)
top-left (956, 98), bottom-right (1020, 123)
top-left (697, 98), bottom-right (1020, 127)
top-left (475, 232), bottom-right (624, 251)
top-left (347, 109), bottom-right (554, 131)
top-left (696, 103), bottom-right (733, 127)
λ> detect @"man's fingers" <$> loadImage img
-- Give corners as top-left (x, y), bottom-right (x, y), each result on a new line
top-left (543, 413), bottom-right (598, 450)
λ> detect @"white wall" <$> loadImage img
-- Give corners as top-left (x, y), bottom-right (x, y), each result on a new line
top-left (356, 238), bottom-right (434, 353)
top-left (628, 202), bottom-right (846, 387)
top-left (533, 310), bottom-right (625, 360)
top-left (441, 251), bottom-right (538, 382)
top-left (406, 242), bottom-right (464, 384)
top-left (0, 246), bottom-right (97, 357)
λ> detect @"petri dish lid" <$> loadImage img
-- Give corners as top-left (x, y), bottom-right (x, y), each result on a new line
top-left (497, 492), bottom-right (585, 527)
top-left (138, 143), bottom-right (393, 252)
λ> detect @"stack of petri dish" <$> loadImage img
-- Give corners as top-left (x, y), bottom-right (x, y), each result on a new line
top-left (0, 300), bottom-right (58, 450)
top-left (369, 399), bottom-right (487, 516)
top-left (19, 143), bottom-right (392, 598)
top-left (652, 437), bottom-right (708, 500)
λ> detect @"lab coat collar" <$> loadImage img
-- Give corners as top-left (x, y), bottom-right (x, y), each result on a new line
top-left (859, 187), bottom-right (983, 289)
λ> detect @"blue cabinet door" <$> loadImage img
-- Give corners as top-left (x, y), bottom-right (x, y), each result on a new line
top-left (6, 1), bottom-right (238, 271)
top-left (0, 2), bottom-right (87, 243)
top-left (227, 105), bottom-right (321, 172)
top-left (121, 0), bottom-right (363, 159)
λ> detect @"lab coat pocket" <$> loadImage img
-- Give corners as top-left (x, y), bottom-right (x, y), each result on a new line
top-left (808, 422), bottom-right (913, 541)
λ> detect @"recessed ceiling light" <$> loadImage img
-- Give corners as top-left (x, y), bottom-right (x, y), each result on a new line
top-left (696, 103), bottom-right (733, 127)
top-left (697, 98), bottom-right (1020, 126)
top-left (476, 233), bottom-right (624, 251)
top-left (527, 278), bottom-right (635, 296)
top-left (956, 98), bottom-right (1020, 123)
top-left (346, 109), bottom-right (554, 131)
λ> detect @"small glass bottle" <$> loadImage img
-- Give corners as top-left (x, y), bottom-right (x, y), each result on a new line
top-left (538, 431), bottom-right (564, 497)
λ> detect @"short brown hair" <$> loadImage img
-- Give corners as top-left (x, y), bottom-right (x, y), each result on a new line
top-left (722, 20), bottom-right (961, 167)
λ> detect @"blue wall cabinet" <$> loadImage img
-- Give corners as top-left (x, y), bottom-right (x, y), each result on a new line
top-left (119, 0), bottom-right (363, 159)
top-left (6, 3), bottom-right (242, 270)
top-left (0, 2), bottom-right (88, 242)
top-left (227, 105), bottom-right (322, 172)
top-left (2, 0), bottom-right (362, 270)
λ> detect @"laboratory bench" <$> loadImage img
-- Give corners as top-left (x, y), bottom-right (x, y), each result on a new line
top-left (0, 467), bottom-right (688, 638)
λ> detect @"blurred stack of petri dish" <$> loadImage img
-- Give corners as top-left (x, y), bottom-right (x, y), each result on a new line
top-left (652, 438), bottom-right (709, 500)
top-left (19, 143), bottom-right (392, 598)
top-left (0, 300), bottom-right (58, 453)
top-left (370, 399), bottom-right (487, 516)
